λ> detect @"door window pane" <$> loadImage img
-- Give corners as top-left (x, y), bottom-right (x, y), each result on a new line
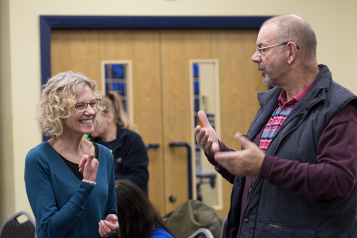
top-left (104, 63), bottom-right (127, 111)
top-left (191, 60), bottom-right (222, 210)
top-left (102, 61), bottom-right (133, 119)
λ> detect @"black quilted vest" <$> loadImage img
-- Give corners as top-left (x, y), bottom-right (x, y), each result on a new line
top-left (226, 65), bottom-right (357, 238)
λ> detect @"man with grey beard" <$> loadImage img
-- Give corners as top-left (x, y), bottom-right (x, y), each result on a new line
top-left (196, 14), bottom-right (357, 238)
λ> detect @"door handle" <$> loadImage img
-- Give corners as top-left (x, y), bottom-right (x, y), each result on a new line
top-left (169, 142), bottom-right (192, 200)
top-left (145, 143), bottom-right (160, 150)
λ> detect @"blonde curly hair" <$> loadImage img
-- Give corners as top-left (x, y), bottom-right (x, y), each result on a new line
top-left (37, 71), bottom-right (104, 138)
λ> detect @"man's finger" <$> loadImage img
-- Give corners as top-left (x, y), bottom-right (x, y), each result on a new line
top-left (204, 139), bottom-right (213, 151)
top-left (196, 127), bottom-right (206, 142)
top-left (235, 132), bottom-right (251, 149)
top-left (195, 125), bottom-right (202, 134)
top-left (198, 111), bottom-right (211, 128)
top-left (215, 151), bottom-right (235, 163)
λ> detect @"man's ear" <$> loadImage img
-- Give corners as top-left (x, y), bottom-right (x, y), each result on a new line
top-left (106, 111), bottom-right (114, 124)
top-left (287, 42), bottom-right (298, 64)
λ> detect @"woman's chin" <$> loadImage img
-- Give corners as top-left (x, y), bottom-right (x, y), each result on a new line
top-left (80, 127), bottom-right (94, 135)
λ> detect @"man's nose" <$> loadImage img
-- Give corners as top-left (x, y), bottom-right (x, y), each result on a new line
top-left (251, 51), bottom-right (261, 63)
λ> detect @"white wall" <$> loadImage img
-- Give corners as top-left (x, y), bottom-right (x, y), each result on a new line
top-left (1, 0), bottom-right (356, 224)
top-left (0, 0), bottom-right (15, 223)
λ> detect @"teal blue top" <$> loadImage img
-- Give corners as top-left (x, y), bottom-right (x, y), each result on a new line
top-left (25, 142), bottom-right (117, 238)
top-left (152, 227), bottom-right (174, 238)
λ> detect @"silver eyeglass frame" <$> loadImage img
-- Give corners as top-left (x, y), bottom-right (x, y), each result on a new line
top-left (255, 42), bottom-right (288, 56)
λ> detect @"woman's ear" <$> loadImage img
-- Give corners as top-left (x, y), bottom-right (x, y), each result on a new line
top-left (107, 111), bottom-right (114, 124)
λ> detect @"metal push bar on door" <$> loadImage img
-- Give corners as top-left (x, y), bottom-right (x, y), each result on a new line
top-left (145, 143), bottom-right (160, 150)
top-left (169, 142), bottom-right (193, 200)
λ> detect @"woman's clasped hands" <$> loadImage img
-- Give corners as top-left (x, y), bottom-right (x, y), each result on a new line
top-left (98, 214), bottom-right (119, 237)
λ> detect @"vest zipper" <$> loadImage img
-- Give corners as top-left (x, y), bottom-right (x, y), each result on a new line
top-left (237, 175), bottom-right (261, 237)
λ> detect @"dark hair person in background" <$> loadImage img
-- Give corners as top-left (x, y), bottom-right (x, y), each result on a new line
top-left (90, 91), bottom-right (149, 194)
top-left (25, 71), bottom-right (119, 238)
top-left (114, 180), bottom-right (174, 238)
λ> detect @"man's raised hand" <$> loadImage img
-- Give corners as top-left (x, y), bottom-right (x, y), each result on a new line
top-left (195, 110), bottom-right (220, 157)
top-left (214, 132), bottom-right (265, 176)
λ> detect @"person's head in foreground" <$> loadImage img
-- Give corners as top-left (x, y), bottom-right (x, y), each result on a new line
top-left (115, 180), bottom-right (174, 238)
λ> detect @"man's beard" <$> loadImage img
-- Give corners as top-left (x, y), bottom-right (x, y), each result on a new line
top-left (257, 64), bottom-right (274, 86)
top-left (263, 73), bottom-right (274, 87)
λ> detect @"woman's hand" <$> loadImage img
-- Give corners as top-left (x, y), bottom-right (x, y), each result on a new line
top-left (78, 154), bottom-right (99, 182)
top-left (98, 214), bottom-right (119, 237)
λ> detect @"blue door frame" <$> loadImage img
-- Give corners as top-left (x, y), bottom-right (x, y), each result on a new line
top-left (40, 15), bottom-right (271, 86)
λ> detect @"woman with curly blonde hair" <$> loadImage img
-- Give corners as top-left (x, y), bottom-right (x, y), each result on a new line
top-left (25, 71), bottom-right (119, 238)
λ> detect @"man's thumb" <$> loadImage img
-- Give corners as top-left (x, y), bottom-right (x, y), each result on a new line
top-left (198, 110), bottom-right (211, 128)
top-left (235, 132), bottom-right (250, 149)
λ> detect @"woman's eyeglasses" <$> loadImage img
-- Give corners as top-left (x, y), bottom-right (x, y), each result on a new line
top-left (74, 99), bottom-right (100, 112)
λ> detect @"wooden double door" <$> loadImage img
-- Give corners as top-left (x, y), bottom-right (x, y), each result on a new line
top-left (51, 29), bottom-right (266, 217)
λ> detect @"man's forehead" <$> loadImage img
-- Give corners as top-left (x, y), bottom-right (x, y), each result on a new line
top-left (256, 24), bottom-right (278, 47)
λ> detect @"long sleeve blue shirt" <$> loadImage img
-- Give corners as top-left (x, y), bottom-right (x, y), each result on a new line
top-left (25, 142), bottom-right (117, 238)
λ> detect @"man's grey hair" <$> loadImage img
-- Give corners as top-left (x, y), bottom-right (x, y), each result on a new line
top-left (262, 14), bottom-right (317, 66)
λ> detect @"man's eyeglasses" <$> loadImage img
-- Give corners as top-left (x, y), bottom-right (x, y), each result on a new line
top-left (74, 99), bottom-right (100, 112)
top-left (255, 42), bottom-right (299, 56)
